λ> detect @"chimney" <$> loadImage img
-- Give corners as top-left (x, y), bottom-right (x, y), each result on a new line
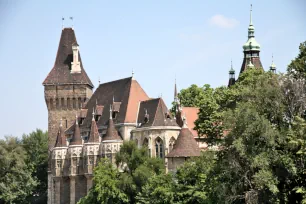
top-left (71, 42), bottom-right (81, 73)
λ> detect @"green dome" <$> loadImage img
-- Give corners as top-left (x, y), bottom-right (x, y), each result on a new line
top-left (243, 38), bottom-right (261, 51)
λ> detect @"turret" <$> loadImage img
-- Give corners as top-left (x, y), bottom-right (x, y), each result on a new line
top-left (228, 60), bottom-right (236, 87)
top-left (100, 105), bottom-right (123, 164)
top-left (52, 119), bottom-right (68, 177)
top-left (68, 115), bottom-right (83, 176)
top-left (239, 4), bottom-right (263, 74)
top-left (269, 55), bottom-right (277, 73)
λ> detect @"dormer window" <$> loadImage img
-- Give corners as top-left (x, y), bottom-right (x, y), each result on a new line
top-left (71, 42), bottom-right (81, 73)
top-left (144, 109), bottom-right (149, 123)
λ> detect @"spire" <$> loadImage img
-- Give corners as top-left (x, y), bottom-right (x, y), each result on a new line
top-left (174, 78), bottom-right (178, 102)
top-left (228, 60), bottom-right (236, 87)
top-left (166, 115), bottom-right (200, 158)
top-left (69, 115), bottom-right (82, 145)
top-left (270, 54), bottom-right (276, 73)
top-left (132, 69), bottom-right (135, 80)
top-left (54, 119), bottom-right (67, 147)
top-left (87, 108), bottom-right (99, 143)
top-left (103, 104), bottom-right (122, 141)
top-left (250, 4), bottom-right (253, 26)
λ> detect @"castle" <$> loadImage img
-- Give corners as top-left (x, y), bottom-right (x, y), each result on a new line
top-left (43, 6), bottom-right (276, 204)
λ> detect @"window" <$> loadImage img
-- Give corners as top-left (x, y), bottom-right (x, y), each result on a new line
top-left (56, 98), bottom-right (60, 109)
top-left (169, 137), bottom-right (176, 152)
top-left (56, 160), bottom-right (62, 168)
top-left (88, 156), bottom-right (94, 165)
top-left (155, 137), bottom-right (164, 158)
top-left (61, 98), bottom-right (65, 109)
top-left (143, 138), bottom-right (148, 147)
top-left (67, 98), bottom-right (71, 109)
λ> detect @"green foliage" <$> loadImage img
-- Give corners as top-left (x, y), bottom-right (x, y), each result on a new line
top-left (22, 129), bottom-right (48, 203)
top-left (287, 41), bottom-right (306, 79)
top-left (0, 137), bottom-right (37, 204)
top-left (178, 84), bottom-right (207, 107)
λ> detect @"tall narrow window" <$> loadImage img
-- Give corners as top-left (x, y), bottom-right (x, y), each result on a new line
top-left (67, 98), bottom-right (71, 109)
top-left (155, 138), bottom-right (164, 158)
top-left (72, 154), bottom-right (77, 166)
top-left (57, 160), bottom-right (62, 168)
top-left (56, 98), bottom-right (60, 109)
top-left (73, 98), bottom-right (76, 109)
top-left (78, 97), bottom-right (82, 109)
top-left (169, 137), bottom-right (176, 152)
top-left (61, 98), bottom-right (65, 109)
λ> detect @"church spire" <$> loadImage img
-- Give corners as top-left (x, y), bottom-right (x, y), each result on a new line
top-left (228, 60), bottom-right (236, 87)
top-left (270, 54), bottom-right (276, 73)
top-left (174, 78), bottom-right (178, 102)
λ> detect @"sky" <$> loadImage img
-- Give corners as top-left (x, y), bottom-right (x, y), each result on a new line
top-left (0, 0), bottom-right (305, 138)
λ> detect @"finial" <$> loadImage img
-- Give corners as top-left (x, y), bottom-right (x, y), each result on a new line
top-left (62, 17), bottom-right (65, 29)
top-left (70, 17), bottom-right (74, 29)
top-left (132, 69), bottom-right (135, 79)
top-left (75, 114), bottom-right (78, 125)
top-left (92, 108), bottom-right (95, 121)
top-left (60, 118), bottom-right (63, 127)
top-left (250, 4), bottom-right (253, 25)
top-left (109, 105), bottom-right (113, 119)
top-left (231, 59), bottom-right (233, 69)
top-left (98, 77), bottom-right (100, 85)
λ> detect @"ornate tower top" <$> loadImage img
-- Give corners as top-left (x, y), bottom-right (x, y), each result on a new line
top-left (228, 60), bottom-right (236, 87)
top-left (270, 55), bottom-right (277, 73)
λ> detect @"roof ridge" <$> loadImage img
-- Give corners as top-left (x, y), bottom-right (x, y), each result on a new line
top-left (98, 77), bottom-right (132, 87)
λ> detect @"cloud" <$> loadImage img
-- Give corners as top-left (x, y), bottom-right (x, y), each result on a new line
top-left (208, 14), bottom-right (239, 29)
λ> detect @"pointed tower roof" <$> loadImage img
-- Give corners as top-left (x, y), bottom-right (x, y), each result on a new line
top-left (43, 28), bottom-right (93, 87)
top-left (87, 109), bottom-right (100, 143)
top-left (103, 105), bottom-right (122, 141)
top-left (54, 119), bottom-right (67, 147)
top-left (270, 54), bottom-right (276, 73)
top-left (166, 118), bottom-right (201, 158)
top-left (228, 60), bottom-right (236, 87)
top-left (174, 78), bottom-right (178, 101)
top-left (69, 115), bottom-right (83, 145)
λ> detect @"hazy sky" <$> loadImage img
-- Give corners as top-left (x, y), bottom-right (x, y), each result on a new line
top-left (0, 0), bottom-right (305, 138)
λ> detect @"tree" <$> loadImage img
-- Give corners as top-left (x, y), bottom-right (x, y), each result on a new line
top-left (22, 129), bottom-right (48, 203)
top-left (178, 84), bottom-right (207, 107)
top-left (0, 136), bottom-right (37, 203)
top-left (287, 41), bottom-right (306, 79)
top-left (79, 141), bottom-right (165, 204)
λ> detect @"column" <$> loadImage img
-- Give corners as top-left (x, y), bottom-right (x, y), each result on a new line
top-left (85, 175), bottom-right (93, 193)
top-left (48, 172), bottom-right (52, 204)
top-left (54, 177), bottom-right (61, 204)
top-left (70, 176), bottom-right (76, 204)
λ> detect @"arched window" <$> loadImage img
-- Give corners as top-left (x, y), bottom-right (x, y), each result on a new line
top-left (72, 154), bottom-right (77, 166)
top-left (88, 151), bottom-right (94, 165)
top-left (155, 137), bottom-right (164, 158)
top-left (143, 138), bottom-right (148, 147)
top-left (169, 137), bottom-right (176, 152)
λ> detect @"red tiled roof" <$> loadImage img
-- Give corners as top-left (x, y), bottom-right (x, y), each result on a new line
top-left (42, 28), bottom-right (93, 87)
top-left (180, 107), bottom-right (199, 137)
top-left (166, 127), bottom-right (201, 158)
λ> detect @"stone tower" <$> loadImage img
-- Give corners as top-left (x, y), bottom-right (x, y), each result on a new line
top-left (43, 27), bottom-right (94, 149)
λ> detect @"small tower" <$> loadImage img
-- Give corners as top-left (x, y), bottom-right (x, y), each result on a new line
top-left (166, 116), bottom-right (201, 172)
top-left (228, 60), bottom-right (236, 87)
top-left (83, 109), bottom-right (100, 192)
top-left (100, 105), bottom-right (123, 164)
top-left (43, 28), bottom-right (94, 149)
top-left (240, 4), bottom-right (263, 74)
top-left (51, 119), bottom-right (68, 204)
top-left (269, 55), bottom-right (277, 73)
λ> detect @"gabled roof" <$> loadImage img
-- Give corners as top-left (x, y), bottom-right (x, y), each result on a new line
top-left (54, 124), bottom-right (67, 147)
top-left (166, 126), bottom-right (201, 158)
top-left (43, 28), bottom-right (93, 87)
top-left (103, 118), bottom-right (122, 141)
top-left (69, 122), bottom-right (82, 145)
top-left (87, 118), bottom-right (100, 143)
top-left (137, 98), bottom-right (178, 127)
top-left (79, 77), bottom-right (149, 129)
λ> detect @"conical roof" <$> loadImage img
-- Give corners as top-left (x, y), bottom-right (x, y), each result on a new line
top-left (87, 111), bottom-right (100, 143)
top-left (166, 121), bottom-right (200, 158)
top-left (103, 106), bottom-right (122, 141)
top-left (42, 28), bottom-right (93, 87)
top-left (69, 117), bottom-right (82, 145)
top-left (54, 121), bottom-right (67, 147)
